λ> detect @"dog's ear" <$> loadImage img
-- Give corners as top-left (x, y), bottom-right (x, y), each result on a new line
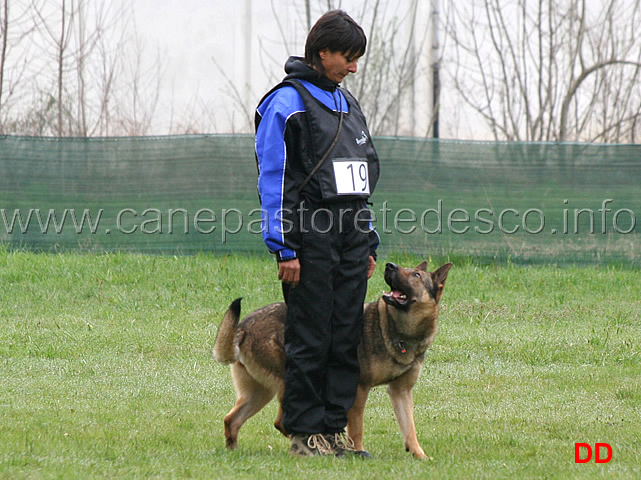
top-left (416, 261), bottom-right (428, 271)
top-left (431, 263), bottom-right (453, 303)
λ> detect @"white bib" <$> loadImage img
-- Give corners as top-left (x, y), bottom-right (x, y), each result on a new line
top-left (332, 159), bottom-right (370, 195)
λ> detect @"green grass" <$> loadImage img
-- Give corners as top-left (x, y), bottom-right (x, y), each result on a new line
top-left (1, 249), bottom-right (640, 479)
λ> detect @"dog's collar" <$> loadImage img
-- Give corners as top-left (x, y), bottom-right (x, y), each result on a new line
top-left (394, 337), bottom-right (427, 359)
top-left (387, 323), bottom-right (427, 362)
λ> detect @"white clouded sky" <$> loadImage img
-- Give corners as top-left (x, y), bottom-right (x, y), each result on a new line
top-left (128, 1), bottom-right (434, 135)
top-left (130, 0), bottom-right (316, 133)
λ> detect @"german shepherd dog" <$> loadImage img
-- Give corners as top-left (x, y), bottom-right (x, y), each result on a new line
top-left (213, 261), bottom-right (452, 459)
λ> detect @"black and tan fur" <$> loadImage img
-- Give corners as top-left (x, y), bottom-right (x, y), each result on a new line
top-left (213, 261), bottom-right (452, 459)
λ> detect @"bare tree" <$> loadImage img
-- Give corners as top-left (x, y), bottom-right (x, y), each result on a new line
top-left (90, 2), bottom-right (126, 136)
top-left (2, 0), bottom-right (164, 136)
top-left (445, 0), bottom-right (641, 142)
top-left (334, 0), bottom-right (434, 136)
top-left (0, 0), bottom-right (39, 133)
top-left (32, 0), bottom-right (76, 136)
top-left (0, 0), bottom-right (8, 115)
top-left (90, 2), bottom-right (164, 136)
top-left (112, 28), bottom-right (164, 136)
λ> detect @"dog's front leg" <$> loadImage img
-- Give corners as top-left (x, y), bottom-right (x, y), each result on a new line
top-left (347, 384), bottom-right (371, 451)
top-left (387, 368), bottom-right (429, 459)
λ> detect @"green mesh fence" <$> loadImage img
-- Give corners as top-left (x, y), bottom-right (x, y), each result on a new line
top-left (1, 134), bottom-right (639, 265)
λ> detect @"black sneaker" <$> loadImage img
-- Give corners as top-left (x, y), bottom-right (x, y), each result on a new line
top-left (325, 432), bottom-right (372, 459)
top-left (289, 433), bottom-right (334, 457)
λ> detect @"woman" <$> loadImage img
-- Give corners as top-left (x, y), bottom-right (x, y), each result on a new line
top-left (255, 10), bottom-right (380, 457)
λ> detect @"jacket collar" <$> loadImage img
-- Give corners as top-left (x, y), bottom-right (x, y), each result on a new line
top-left (283, 56), bottom-right (339, 92)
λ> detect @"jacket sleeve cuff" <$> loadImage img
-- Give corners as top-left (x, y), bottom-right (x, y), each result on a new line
top-left (368, 229), bottom-right (380, 260)
top-left (276, 249), bottom-right (297, 262)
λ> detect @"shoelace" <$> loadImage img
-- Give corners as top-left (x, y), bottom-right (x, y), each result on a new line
top-left (307, 434), bottom-right (334, 455)
top-left (332, 432), bottom-right (356, 451)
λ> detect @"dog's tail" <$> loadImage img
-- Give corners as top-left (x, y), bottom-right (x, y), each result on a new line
top-left (213, 298), bottom-right (242, 364)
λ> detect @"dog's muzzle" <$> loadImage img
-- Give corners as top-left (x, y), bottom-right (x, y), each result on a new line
top-left (383, 263), bottom-right (410, 308)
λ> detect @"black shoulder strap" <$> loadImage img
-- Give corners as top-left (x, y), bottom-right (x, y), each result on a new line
top-left (256, 79), bottom-right (345, 195)
top-left (282, 80), bottom-right (345, 194)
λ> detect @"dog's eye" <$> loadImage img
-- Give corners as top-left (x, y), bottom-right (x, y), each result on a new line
top-left (413, 272), bottom-right (421, 278)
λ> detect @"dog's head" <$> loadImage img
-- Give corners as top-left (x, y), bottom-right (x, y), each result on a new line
top-left (382, 261), bottom-right (452, 311)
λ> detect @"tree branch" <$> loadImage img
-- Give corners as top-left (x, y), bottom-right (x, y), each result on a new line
top-left (560, 59), bottom-right (641, 141)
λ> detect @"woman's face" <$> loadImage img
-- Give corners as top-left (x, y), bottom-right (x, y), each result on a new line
top-left (319, 49), bottom-right (359, 84)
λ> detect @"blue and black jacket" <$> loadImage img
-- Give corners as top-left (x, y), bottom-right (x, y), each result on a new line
top-left (255, 56), bottom-right (380, 262)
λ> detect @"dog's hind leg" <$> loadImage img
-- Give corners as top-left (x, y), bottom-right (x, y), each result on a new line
top-left (273, 403), bottom-right (287, 437)
top-left (272, 382), bottom-right (288, 437)
top-left (347, 384), bottom-right (371, 452)
top-left (224, 362), bottom-right (275, 450)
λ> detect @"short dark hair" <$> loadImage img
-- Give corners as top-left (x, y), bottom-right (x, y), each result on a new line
top-left (305, 10), bottom-right (367, 73)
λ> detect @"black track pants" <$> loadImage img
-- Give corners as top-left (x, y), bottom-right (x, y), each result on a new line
top-left (281, 202), bottom-right (370, 435)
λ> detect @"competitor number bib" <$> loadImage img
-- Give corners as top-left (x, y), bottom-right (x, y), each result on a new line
top-left (332, 159), bottom-right (370, 195)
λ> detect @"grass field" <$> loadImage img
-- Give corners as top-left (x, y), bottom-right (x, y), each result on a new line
top-left (1, 248), bottom-right (640, 479)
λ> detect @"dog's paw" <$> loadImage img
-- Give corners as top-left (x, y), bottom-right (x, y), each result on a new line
top-left (408, 445), bottom-right (432, 460)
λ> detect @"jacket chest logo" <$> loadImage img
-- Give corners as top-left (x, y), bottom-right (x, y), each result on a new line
top-left (356, 131), bottom-right (368, 146)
